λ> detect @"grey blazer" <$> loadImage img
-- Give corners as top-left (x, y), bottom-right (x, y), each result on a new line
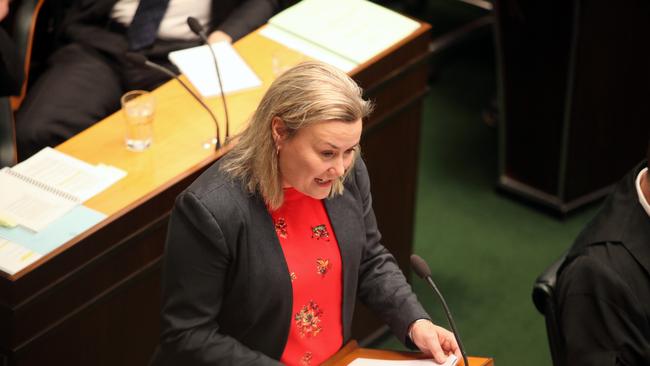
top-left (152, 157), bottom-right (429, 365)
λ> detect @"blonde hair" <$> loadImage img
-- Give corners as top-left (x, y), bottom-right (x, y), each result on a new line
top-left (221, 61), bottom-right (373, 209)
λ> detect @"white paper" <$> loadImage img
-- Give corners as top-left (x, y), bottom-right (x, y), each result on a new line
top-left (168, 41), bottom-right (262, 97)
top-left (0, 238), bottom-right (42, 275)
top-left (260, 25), bottom-right (357, 73)
top-left (266, 0), bottom-right (420, 64)
top-left (347, 355), bottom-right (457, 366)
top-left (13, 147), bottom-right (127, 202)
top-left (0, 168), bottom-right (79, 232)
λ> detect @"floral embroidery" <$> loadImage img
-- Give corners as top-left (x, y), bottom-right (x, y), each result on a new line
top-left (311, 224), bottom-right (330, 241)
top-left (295, 301), bottom-right (323, 337)
top-left (275, 217), bottom-right (288, 238)
top-left (316, 258), bottom-right (331, 277)
top-left (290, 272), bottom-right (297, 282)
top-left (300, 352), bottom-right (313, 366)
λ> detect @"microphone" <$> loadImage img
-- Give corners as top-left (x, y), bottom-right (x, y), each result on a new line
top-left (411, 254), bottom-right (469, 366)
top-left (124, 52), bottom-right (221, 149)
top-left (187, 16), bottom-right (230, 139)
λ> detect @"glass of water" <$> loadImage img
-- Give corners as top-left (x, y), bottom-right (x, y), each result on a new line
top-left (121, 90), bottom-right (155, 151)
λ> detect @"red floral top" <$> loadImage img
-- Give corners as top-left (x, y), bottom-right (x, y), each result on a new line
top-left (269, 188), bottom-right (343, 366)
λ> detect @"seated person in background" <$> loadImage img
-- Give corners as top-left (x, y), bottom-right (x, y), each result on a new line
top-left (0, 0), bottom-right (23, 96)
top-left (151, 61), bottom-right (461, 365)
top-left (556, 145), bottom-right (650, 365)
top-left (15, 0), bottom-right (284, 160)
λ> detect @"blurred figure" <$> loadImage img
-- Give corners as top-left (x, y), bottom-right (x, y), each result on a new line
top-left (152, 61), bottom-right (461, 365)
top-left (15, 0), bottom-right (284, 159)
top-left (556, 144), bottom-right (650, 365)
top-left (0, 0), bottom-right (23, 96)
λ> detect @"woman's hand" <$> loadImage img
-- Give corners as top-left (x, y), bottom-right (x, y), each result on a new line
top-left (207, 30), bottom-right (232, 44)
top-left (409, 319), bottom-right (462, 364)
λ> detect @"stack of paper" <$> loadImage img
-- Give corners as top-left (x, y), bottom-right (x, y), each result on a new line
top-left (260, 0), bottom-right (421, 72)
top-left (0, 239), bottom-right (42, 276)
top-left (0, 206), bottom-right (106, 275)
top-left (0, 167), bottom-right (80, 232)
top-left (0, 147), bottom-right (124, 275)
top-left (348, 355), bottom-right (458, 366)
top-left (12, 147), bottom-right (126, 202)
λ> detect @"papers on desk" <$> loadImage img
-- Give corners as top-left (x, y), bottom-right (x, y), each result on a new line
top-left (168, 41), bottom-right (261, 97)
top-left (0, 147), bottom-right (125, 232)
top-left (260, 0), bottom-right (420, 72)
top-left (0, 205), bottom-right (106, 275)
top-left (13, 147), bottom-right (126, 202)
top-left (0, 239), bottom-right (42, 276)
top-left (260, 26), bottom-right (357, 73)
top-left (348, 355), bottom-right (458, 366)
top-left (0, 167), bottom-right (79, 232)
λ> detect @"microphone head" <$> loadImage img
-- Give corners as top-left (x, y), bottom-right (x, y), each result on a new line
top-left (124, 52), bottom-right (148, 67)
top-left (187, 17), bottom-right (205, 36)
top-left (410, 254), bottom-right (432, 279)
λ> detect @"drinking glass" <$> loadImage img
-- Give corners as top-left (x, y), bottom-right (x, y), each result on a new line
top-left (121, 90), bottom-right (155, 151)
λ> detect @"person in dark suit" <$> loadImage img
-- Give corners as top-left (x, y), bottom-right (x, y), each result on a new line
top-left (152, 61), bottom-right (461, 365)
top-left (556, 153), bottom-right (650, 365)
top-left (15, 0), bottom-right (285, 160)
top-left (0, 0), bottom-right (23, 96)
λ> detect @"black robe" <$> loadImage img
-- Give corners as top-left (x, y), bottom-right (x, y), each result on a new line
top-left (557, 162), bottom-right (650, 365)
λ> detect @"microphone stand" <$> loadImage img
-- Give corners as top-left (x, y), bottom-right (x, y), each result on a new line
top-left (187, 17), bottom-right (230, 140)
top-left (411, 254), bottom-right (469, 366)
top-left (422, 276), bottom-right (469, 366)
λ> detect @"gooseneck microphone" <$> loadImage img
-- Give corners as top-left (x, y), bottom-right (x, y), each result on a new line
top-left (124, 52), bottom-right (221, 149)
top-left (187, 16), bottom-right (230, 139)
top-left (410, 254), bottom-right (469, 366)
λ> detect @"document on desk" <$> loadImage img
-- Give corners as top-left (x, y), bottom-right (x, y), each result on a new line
top-left (260, 0), bottom-right (420, 70)
top-left (0, 147), bottom-right (125, 232)
top-left (0, 239), bottom-right (43, 276)
top-left (348, 355), bottom-right (457, 366)
top-left (12, 147), bottom-right (127, 202)
top-left (0, 167), bottom-right (81, 232)
top-left (0, 205), bottom-right (106, 275)
top-left (169, 41), bottom-right (261, 97)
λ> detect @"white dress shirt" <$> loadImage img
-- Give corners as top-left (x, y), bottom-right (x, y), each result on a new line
top-left (111, 0), bottom-right (212, 40)
top-left (635, 167), bottom-right (650, 218)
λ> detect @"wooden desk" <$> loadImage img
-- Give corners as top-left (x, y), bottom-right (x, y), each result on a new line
top-left (323, 341), bottom-right (494, 366)
top-left (0, 22), bottom-right (431, 365)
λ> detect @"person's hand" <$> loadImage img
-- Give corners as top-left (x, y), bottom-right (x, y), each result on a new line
top-left (409, 320), bottom-right (462, 364)
top-left (207, 30), bottom-right (232, 44)
top-left (0, 0), bottom-right (10, 22)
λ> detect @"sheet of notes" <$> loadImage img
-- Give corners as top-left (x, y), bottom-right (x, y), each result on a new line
top-left (0, 239), bottom-right (42, 275)
top-left (169, 41), bottom-right (262, 97)
top-left (348, 355), bottom-right (458, 366)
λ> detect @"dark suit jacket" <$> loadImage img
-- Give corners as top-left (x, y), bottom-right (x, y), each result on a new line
top-left (152, 158), bottom-right (429, 365)
top-left (62, 0), bottom-right (284, 58)
top-left (0, 28), bottom-right (23, 96)
top-left (556, 162), bottom-right (650, 366)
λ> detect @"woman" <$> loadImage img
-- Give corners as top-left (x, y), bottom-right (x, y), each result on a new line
top-left (153, 61), bottom-right (460, 365)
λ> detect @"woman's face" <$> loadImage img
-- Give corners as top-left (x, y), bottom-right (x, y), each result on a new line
top-left (275, 118), bottom-right (362, 200)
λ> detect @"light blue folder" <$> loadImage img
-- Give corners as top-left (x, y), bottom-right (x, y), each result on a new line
top-left (0, 205), bottom-right (106, 255)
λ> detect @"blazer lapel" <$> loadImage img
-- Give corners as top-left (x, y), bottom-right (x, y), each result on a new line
top-left (325, 192), bottom-right (364, 341)
top-left (248, 194), bottom-right (294, 356)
